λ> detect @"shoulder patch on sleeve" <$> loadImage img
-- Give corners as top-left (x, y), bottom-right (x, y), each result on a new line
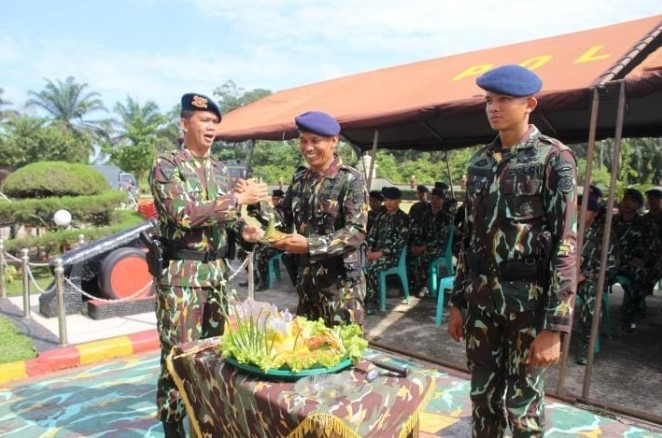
top-left (154, 157), bottom-right (176, 183)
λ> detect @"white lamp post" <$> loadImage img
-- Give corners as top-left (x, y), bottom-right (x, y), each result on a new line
top-left (53, 209), bottom-right (72, 228)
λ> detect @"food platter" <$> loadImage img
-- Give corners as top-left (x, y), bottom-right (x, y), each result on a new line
top-left (224, 356), bottom-right (352, 381)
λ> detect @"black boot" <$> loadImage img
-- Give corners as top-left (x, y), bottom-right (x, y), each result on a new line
top-left (163, 420), bottom-right (186, 437)
top-left (576, 341), bottom-right (588, 365)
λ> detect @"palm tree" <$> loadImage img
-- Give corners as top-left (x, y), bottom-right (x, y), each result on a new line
top-left (108, 96), bottom-right (167, 180)
top-left (26, 76), bottom-right (108, 137)
top-left (0, 88), bottom-right (17, 123)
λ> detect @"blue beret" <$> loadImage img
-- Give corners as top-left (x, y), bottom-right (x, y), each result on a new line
top-left (416, 185), bottom-right (429, 193)
top-left (272, 189), bottom-right (284, 197)
top-left (295, 111), bottom-right (340, 136)
top-left (624, 188), bottom-right (644, 205)
top-left (431, 188), bottom-right (446, 198)
top-left (645, 187), bottom-right (662, 198)
top-left (381, 186), bottom-right (402, 199)
top-left (369, 190), bottom-right (384, 200)
top-left (181, 93), bottom-right (221, 120)
top-left (476, 65), bottom-right (542, 97)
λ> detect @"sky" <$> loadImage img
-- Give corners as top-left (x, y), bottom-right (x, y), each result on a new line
top-left (1, 0), bottom-right (661, 118)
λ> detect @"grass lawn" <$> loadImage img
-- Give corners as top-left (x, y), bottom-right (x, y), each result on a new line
top-left (0, 314), bottom-right (37, 364)
top-left (4, 264), bottom-right (53, 297)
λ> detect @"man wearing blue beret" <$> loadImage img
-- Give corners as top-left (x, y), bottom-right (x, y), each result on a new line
top-left (448, 65), bottom-right (578, 436)
top-left (150, 92), bottom-right (268, 436)
top-left (265, 110), bottom-right (369, 326)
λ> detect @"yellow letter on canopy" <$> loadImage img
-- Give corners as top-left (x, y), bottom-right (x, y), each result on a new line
top-left (575, 45), bottom-right (611, 64)
top-left (453, 64), bottom-right (494, 81)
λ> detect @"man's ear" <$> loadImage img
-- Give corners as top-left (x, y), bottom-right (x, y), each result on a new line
top-left (526, 96), bottom-right (538, 113)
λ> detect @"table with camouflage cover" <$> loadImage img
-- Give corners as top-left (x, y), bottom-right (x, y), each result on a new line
top-left (167, 337), bottom-right (435, 437)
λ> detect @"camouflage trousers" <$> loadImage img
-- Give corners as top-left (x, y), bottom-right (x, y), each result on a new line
top-left (465, 306), bottom-right (546, 437)
top-left (296, 264), bottom-right (366, 326)
top-left (406, 251), bottom-right (427, 295)
top-left (617, 264), bottom-right (648, 324)
top-left (577, 279), bottom-right (599, 340)
top-left (364, 255), bottom-right (399, 307)
top-left (254, 244), bottom-right (283, 286)
top-left (155, 283), bottom-right (226, 424)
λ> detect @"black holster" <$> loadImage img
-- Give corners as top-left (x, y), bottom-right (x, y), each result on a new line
top-left (499, 257), bottom-right (541, 282)
top-left (139, 231), bottom-right (164, 280)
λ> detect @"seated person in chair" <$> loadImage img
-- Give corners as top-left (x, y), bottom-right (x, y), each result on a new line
top-left (642, 187), bottom-right (662, 303)
top-left (612, 188), bottom-right (651, 332)
top-left (576, 195), bottom-right (618, 364)
top-left (364, 186), bottom-right (410, 315)
top-left (407, 187), bottom-right (456, 297)
top-left (367, 190), bottom-right (385, 234)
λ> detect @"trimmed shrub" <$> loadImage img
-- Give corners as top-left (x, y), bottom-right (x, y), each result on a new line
top-left (2, 161), bottom-right (108, 198)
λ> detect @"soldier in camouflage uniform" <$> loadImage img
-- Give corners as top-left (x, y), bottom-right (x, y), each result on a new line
top-left (576, 196), bottom-right (618, 365)
top-left (448, 65), bottom-right (577, 437)
top-left (365, 186), bottom-right (410, 314)
top-left (268, 111), bottom-right (368, 327)
top-left (642, 187), bottom-right (662, 301)
top-left (407, 187), bottom-right (456, 296)
top-left (149, 93), bottom-right (268, 437)
top-left (367, 190), bottom-right (385, 234)
top-left (407, 185), bottom-right (430, 296)
top-left (612, 188), bottom-right (650, 332)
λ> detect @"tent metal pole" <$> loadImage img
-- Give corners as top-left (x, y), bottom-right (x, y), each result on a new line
top-left (444, 151), bottom-right (455, 199)
top-left (367, 130), bottom-right (379, 191)
top-left (581, 81), bottom-right (626, 398)
top-left (555, 87), bottom-right (600, 394)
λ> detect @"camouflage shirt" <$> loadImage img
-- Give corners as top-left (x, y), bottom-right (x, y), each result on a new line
top-left (612, 213), bottom-right (650, 268)
top-left (581, 214), bottom-right (618, 279)
top-left (367, 209), bottom-right (410, 259)
top-left (408, 201), bottom-right (429, 245)
top-left (421, 202), bottom-right (457, 256)
top-left (276, 155), bottom-right (368, 275)
top-left (450, 125), bottom-right (578, 332)
top-left (150, 147), bottom-right (246, 287)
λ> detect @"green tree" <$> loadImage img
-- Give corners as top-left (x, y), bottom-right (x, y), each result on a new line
top-left (106, 96), bottom-right (167, 181)
top-left (0, 114), bottom-right (91, 167)
top-left (26, 76), bottom-right (108, 138)
top-left (213, 80), bottom-right (272, 114)
top-left (0, 88), bottom-right (17, 124)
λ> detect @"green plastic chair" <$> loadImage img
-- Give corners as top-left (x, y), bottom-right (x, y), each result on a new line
top-left (428, 227), bottom-right (455, 298)
top-left (576, 284), bottom-right (612, 352)
top-left (378, 246), bottom-right (410, 312)
top-left (267, 252), bottom-right (283, 289)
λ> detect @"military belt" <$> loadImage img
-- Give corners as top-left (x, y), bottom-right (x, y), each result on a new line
top-left (467, 252), bottom-right (541, 282)
top-left (164, 247), bottom-right (227, 262)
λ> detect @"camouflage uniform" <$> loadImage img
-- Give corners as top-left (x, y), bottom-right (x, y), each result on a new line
top-left (577, 212), bottom-right (619, 344)
top-left (365, 207), bottom-right (410, 310)
top-left (641, 209), bottom-right (662, 298)
top-left (612, 213), bottom-right (650, 326)
top-left (407, 202), bottom-right (456, 295)
top-left (367, 205), bottom-right (385, 235)
top-left (275, 155), bottom-right (368, 326)
top-left (150, 147), bottom-right (249, 424)
top-left (406, 200), bottom-right (429, 295)
top-left (450, 126), bottom-right (577, 437)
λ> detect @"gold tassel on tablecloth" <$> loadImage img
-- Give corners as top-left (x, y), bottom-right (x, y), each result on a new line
top-left (166, 350), bottom-right (204, 438)
top-left (287, 412), bottom-right (362, 438)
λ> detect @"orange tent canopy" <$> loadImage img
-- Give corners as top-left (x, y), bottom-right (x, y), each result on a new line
top-left (216, 15), bottom-right (662, 150)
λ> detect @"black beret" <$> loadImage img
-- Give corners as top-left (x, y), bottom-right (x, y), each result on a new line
top-left (369, 190), bottom-right (384, 201)
top-left (587, 195), bottom-right (600, 212)
top-left (589, 184), bottom-right (604, 199)
top-left (381, 186), bottom-right (402, 199)
top-left (476, 64), bottom-right (543, 97)
top-left (645, 187), bottom-right (662, 199)
top-left (431, 188), bottom-right (446, 198)
top-left (434, 181), bottom-right (449, 190)
top-left (624, 188), bottom-right (644, 205)
top-left (416, 185), bottom-right (429, 193)
top-left (181, 93), bottom-right (221, 120)
top-left (272, 189), bottom-right (284, 197)
top-left (295, 111), bottom-right (340, 136)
